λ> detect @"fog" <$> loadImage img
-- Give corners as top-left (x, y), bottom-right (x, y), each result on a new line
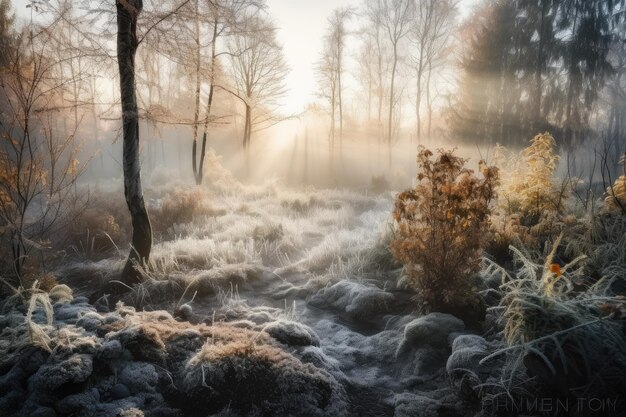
top-left (2, 1), bottom-right (626, 416)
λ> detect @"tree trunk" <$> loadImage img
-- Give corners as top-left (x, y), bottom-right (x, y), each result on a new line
top-left (534, 0), bottom-right (548, 128)
top-left (304, 128), bottom-right (309, 184)
top-left (564, 7), bottom-right (580, 149)
top-left (426, 60), bottom-right (433, 138)
top-left (117, 0), bottom-right (152, 286)
top-left (367, 64), bottom-right (372, 122)
top-left (191, 0), bottom-right (201, 181)
top-left (287, 135), bottom-right (298, 185)
top-left (338, 53), bottom-right (343, 142)
top-left (91, 76), bottom-right (103, 172)
top-left (388, 43), bottom-right (398, 168)
top-left (197, 16), bottom-right (219, 185)
top-left (498, 50), bottom-right (508, 144)
top-left (376, 29), bottom-right (383, 144)
top-left (243, 104), bottom-right (251, 149)
top-left (416, 65), bottom-right (423, 144)
top-left (330, 90), bottom-right (336, 175)
top-left (416, 44), bottom-right (425, 143)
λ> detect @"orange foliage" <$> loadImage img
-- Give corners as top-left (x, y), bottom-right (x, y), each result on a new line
top-left (549, 263), bottom-right (562, 277)
top-left (391, 147), bottom-right (499, 320)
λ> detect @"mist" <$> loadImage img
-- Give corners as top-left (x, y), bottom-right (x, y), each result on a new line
top-left (1, 1), bottom-right (626, 417)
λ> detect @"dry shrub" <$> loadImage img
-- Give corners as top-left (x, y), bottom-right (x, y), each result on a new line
top-left (200, 149), bottom-right (242, 192)
top-left (151, 187), bottom-right (217, 233)
top-left (66, 193), bottom-right (130, 257)
top-left (370, 175), bottom-right (390, 193)
top-left (21, 272), bottom-right (58, 293)
top-left (391, 147), bottom-right (499, 323)
top-left (487, 214), bottom-right (535, 265)
top-left (280, 195), bottom-right (331, 214)
top-left (604, 174), bottom-right (626, 214)
top-left (253, 223), bottom-right (284, 242)
top-left (499, 133), bottom-right (568, 223)
top-left (0, 269), bottom-right (59, 297)
top-left (491, 134), bottom-right (571, 257)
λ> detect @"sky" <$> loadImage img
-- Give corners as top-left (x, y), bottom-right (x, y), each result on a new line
top-left (265, 0), bottom-right (355, 115)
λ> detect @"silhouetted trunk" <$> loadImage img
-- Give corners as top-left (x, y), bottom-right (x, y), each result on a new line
top-left (161, 137), bottom-right (165, 164)
top-left (415, 47), bottom-right (425, 143)
top-left (534, 0), bottom-right (548, 128)
top-left (91, 77), bottom-right (103, 172)
top-left (287, 135), bottom-right (299, 185)
top-left (191, 0), bottom-right (201, 181)
top-left (304, 129), bottom-right (309, 184)
top-left (498, 50), bottom-right (508, 144)
top-left (330, 88), bottom-right (336, 175)
top-left (338, 54), bottom-right (343, 142)
top-left (388, 42), bottom-right (398, 168)
top-left (564, 7), bottom-right (580, 149)
top-left (416, 68), bottom-right (423, 143)
top-left (243, 104), bottom-right (251, 149)
top-left (117, 0), bottom-right (152, 286)
top-left (196, 16), bottom-right (219, 185)
top-left (366, 67), bottom-right (372, 122)
top-left (426, 60), bottom-right (433, 138)
top-left (375, 33), bottom-right (381, 169)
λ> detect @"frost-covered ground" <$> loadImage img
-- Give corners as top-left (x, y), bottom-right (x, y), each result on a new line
top-left (0, 178), bottom-right (506, 417)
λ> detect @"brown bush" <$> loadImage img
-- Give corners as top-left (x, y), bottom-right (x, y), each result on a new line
top-left (604, 174), bottom-right (626, 214)
top-left (65, 193), bottom-right (130, 257)
top-left (151, 186), bottom-right (219, 233)
top-left (20, 272), bottom-right (58, 292)
top-left (487, 213), bottom-right (535, 265)
top-left (390, 147), bottom-right (499, 324)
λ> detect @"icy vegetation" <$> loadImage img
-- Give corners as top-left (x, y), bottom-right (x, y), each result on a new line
top-left (2, 149), bottom-right (626, 417)
top-left (0, 177), bottom-right (414, 417)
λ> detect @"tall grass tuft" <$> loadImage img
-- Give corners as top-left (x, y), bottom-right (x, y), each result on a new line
top-left (481, 235), bottom-right (626, 410)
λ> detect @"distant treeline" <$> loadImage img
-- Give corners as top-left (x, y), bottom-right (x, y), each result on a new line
top-left (448, 0), bottom-right (626, 150)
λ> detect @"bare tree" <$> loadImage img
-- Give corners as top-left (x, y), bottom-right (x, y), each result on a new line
top-left (145, 0), bottom-right (264, 183)
top-left (605, 23), bottom-right (626, 178)
top-left (316, 33), bottom-right (339, 171)
top-left (410, 0), bottom-right (456, 142)
top-left (228, 15), bottom-right (287, 151)
top-left (195, 0), bottom-right (265, 183)
top-left (327, 8), bottom-right (353, 142)
top-left (116, 0), bottom-right (152, 286)
top-left (356, 34), bottom-right (376, 123)
top-left (315, 6), bottom-right (352, 174)
top-left (369, 0), bottom-right (414, 167)
top-left (0, 23), bottom-right (84, 283)
top-left (362, 0), bottom-right (388, 139)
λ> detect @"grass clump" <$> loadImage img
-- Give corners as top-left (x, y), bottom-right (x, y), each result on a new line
top-left (151, 186), bottom-right (220, 234)
top-left (480, 235), bottom-right (626, 414)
